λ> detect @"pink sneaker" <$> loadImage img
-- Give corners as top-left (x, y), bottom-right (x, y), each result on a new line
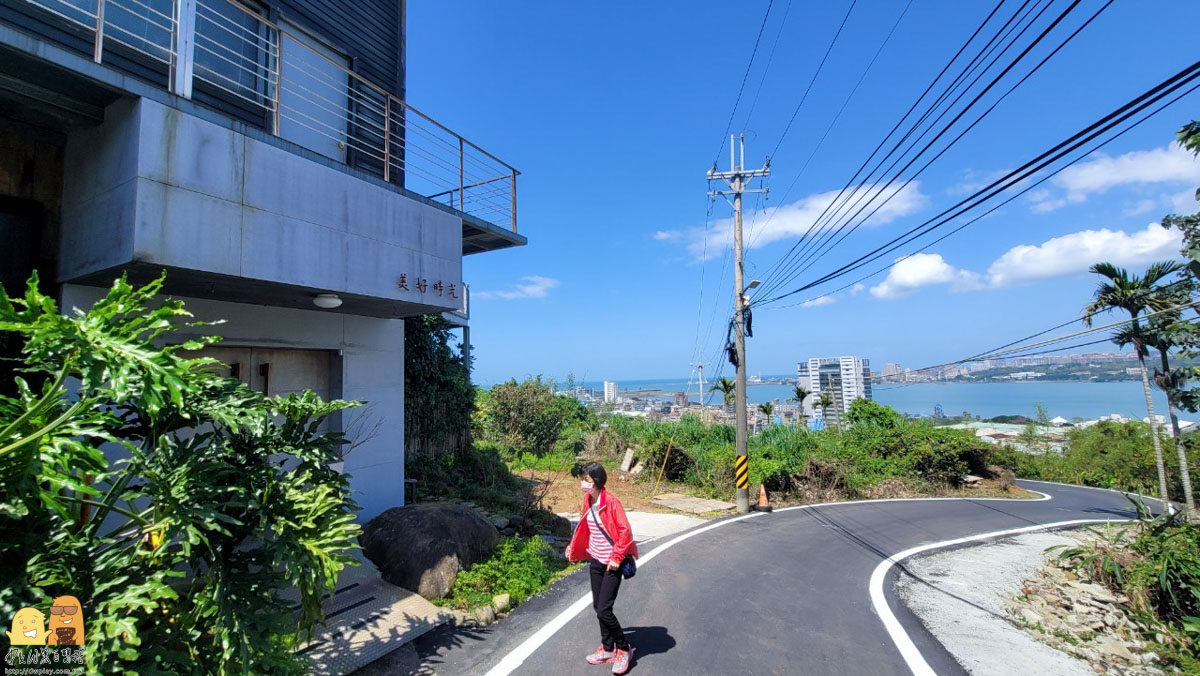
top-left (611, 646), bottom-right (634, 674)
top-left (586, 645), bottom-right (616, 665)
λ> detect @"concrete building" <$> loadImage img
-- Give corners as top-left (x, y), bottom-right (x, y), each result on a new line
top-left (0, 0), bottom-right (524, 521)
top-left (603, 381), bottom-right (618, 404)
top-left (798, 356), bottom-right (873, 427)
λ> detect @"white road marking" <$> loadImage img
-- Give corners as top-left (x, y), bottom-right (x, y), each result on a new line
top-left (868, 518), bottom-right (1127, 676)
top-left (482, 511), bottom-right (767, 676)
top-left (484, 485), bottom-right (1055, 676)
top-left (485, 480), bottom-right (1134, 676)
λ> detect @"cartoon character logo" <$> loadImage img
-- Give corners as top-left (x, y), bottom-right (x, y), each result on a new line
top-left (6, 607), bottom-right (46, 645)
top-left (46, 596), bottom-right (84, 646)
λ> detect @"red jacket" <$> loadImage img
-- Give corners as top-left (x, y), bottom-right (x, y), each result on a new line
top-left (565, 489), bottom-right (638, 565)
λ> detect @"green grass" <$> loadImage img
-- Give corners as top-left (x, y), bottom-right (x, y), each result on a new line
top-left (437, 536), bottom-right (581, 611)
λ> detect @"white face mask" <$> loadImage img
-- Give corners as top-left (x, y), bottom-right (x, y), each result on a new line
top-left (580, 480), bottom-right (595, 492)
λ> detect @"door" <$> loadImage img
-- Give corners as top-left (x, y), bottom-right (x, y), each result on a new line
top-left (195, 346), bottom-right (334, 432)
top-left (277, 23), bottom-right (349, 162)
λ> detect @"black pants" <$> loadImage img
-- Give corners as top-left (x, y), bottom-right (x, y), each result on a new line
top-left (589, 559), bottom-right (629, 651)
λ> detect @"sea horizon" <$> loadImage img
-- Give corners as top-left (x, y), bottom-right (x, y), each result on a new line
top-left (563, 378), bottom-right (1176, 422)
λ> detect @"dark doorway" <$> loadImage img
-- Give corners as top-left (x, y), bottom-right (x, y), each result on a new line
top-left (0, 196), bottom-right (43, 395)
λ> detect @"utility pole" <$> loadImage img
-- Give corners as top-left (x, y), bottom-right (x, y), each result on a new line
top-left (708, 134), bottom-right (769, 514)
top-left (693, 361), bottom-right (705, 421)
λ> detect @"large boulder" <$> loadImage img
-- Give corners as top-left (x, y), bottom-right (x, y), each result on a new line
top-left (360, 503), bottom-right (499, 600)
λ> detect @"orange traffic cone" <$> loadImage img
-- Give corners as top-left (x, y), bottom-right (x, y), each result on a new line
top-left (756, 484), bottom-right (772, 513)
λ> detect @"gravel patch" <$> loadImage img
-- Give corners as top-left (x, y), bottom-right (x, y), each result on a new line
top-left (897, 531), bottom-right (1093, 676)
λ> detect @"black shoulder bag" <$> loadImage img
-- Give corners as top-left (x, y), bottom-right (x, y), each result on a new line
top-left (587, 507), bottom-right (637, 579)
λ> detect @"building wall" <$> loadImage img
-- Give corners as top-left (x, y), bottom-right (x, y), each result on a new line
top-left (275, 0), bottom-right (404, 95)
top-left (59, 97), bottom-right (462, 310)
top-left (61, 283), bottom-right (406, 522)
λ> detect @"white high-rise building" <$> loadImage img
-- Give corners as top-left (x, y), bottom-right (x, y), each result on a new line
top-left (603, 381), bottom-right (618, 404)
top-left (797, 356), bottom-right (873, 426)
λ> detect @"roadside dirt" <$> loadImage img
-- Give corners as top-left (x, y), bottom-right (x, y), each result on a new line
top-left (521, 470), bottom-right (1038, 515)
top-left (515, 468), bottom-right (697, 515)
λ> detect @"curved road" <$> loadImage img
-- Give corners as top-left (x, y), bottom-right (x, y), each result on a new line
top-left (418, 481), bottom-right (1152, 676)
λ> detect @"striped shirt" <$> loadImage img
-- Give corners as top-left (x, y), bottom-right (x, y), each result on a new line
top-left (586, 502), bottom-right (614, 563)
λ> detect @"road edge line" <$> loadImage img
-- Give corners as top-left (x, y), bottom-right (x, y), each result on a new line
top-left (868, 518), bottom-right (1127, 676)
top-left (482, 511), bottom-right (768, 676)
top-left (484, 485), bottom-right (1060, 672)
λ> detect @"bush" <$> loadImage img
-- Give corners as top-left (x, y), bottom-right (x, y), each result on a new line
top-left (587, 404), bottom-right (994, 499)
top-left (476, 377), bottom-right (593, 458)
top-left (993, 421), bottom-right (1200, 501)
top-left (0, 274), bottom-right (360, 673)
top-left (440, 536), bottom-right (576, 611)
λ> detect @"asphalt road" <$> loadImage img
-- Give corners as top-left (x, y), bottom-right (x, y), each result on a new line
top-left (413, 481), bottom-right (1149, 676)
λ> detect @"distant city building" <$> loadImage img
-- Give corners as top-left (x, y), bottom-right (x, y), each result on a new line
top-left (603, 381), bottom-right (618, 404)
top-left (673, 392), bottom-right (690, 408)
top-left (881, 363), bottom-right (903, 377)
top-left (798, 356), bottom-right (872, 427)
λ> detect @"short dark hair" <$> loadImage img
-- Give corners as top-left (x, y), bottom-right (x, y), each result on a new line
top-left (581, 462), bottom-right (607, 489)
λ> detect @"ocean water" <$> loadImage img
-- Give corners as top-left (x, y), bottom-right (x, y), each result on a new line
top-left (584, 379), bottom-right (1176, 422)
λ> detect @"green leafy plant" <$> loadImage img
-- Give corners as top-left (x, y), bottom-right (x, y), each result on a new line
top-left (0, 273), bottom-right (361, 674)
top-left (439, 536), bottom-right (577, 611)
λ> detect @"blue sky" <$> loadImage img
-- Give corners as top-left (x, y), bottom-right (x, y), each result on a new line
top-left (407, 1), bottom-right (1200, 386)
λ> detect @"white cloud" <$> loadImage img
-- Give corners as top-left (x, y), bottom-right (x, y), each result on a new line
top-left (1029, 146), bottom-right (1200, 212)
top-left (850, 283), bottom-right (866, 295)
top-left (474, 275), bottom-right (560, 301)
top-left (986, 223), bottom-right (1181, 287)
top-left (653, 230), bottom-right (677, 241)
top-left (1122, 199), bottom-right (1158, 217)
top-left (675, 182), bottom-right (926, 260)
top-left (869, 253), bottom-right (981, 299)
top-left (801, 295), bottom-right (835, 308)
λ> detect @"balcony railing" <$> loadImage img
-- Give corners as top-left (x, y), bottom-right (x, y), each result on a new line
top-left (14, 0), bottom-right (519, 233)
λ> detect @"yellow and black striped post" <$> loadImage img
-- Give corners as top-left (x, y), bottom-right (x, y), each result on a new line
top-left (734, 455), bottom-right (749, 492)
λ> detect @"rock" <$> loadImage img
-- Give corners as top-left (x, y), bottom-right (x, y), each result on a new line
top-left (1141, 652), bottom-right (1160, 665)
top-left (493, 593), bottom-right (511, 613)
top-left (1018, 608), bottom-right (1042, 626)
top-left (987, 464), bottom-right (1016, 490)
top-left (500, 527), bottom-right (516, 537)
top-left (472, 605), bottom-right (496, 626)
top-left (542, 513), bottom-right (572, 538)
top-left (630, 462), bottom-right (644, 475)
top-left (360, 503), bottom-right (499, 601)
top-left (490, 515), bottom-right (510, 530)
top-left (620, 448), bottom-right (637, 472)
top-left (1097, 641), bottom-right (1136, 661)
top-left (961, 474), bottom-right (983, 486)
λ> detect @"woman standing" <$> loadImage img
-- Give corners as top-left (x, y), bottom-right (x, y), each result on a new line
top-left (566, 462), bottom-right (638, 674)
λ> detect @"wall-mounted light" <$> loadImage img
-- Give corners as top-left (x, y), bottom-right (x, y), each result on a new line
top-left (313, 293), bottom-right (342, 309)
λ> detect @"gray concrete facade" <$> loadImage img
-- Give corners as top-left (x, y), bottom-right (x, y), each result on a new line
top-left (61, 284), bottom-right (406, 522)
top-left (60, 97), bottom-right (463, 314)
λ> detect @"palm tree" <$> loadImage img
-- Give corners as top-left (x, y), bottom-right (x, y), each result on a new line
top-left (755, 402), bottom-right (774, 433)
top-left (790, 385), bottom-right (811, 429)
top-left (1084, 260), bottom-right (1183, 506)
top-left (1143, 293), bottom-right (1199, 520)
top-left (817, 392), bottom-right (835, 428)
top-left (710, 377), bottom-right (736, 411)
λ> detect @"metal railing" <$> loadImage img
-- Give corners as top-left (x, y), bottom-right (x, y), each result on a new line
top-left (16, 0), bottom-right (519, 233)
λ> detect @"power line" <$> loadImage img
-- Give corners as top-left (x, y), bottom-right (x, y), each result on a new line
top-left (873, 301), bottom-right (1200, 387)
top-left (756, 0), bottom-right (1095, 301)
top-left (758, 0), bottom-right (1063, 297)
top-left (742, 0), bottom-right (795, 132)
top-left (768, 0), bottom-right (859, 158)
top-left (748, 0), bottom-right (1018, 298)
top-left (755, 59), bottom-right (1200, 307)
top-left (711, 0), bottom-right (777, 166)
top-left (758, 75), bottom-right (1199, 312)
top-left (747, 0), bottom-right (914, 253)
